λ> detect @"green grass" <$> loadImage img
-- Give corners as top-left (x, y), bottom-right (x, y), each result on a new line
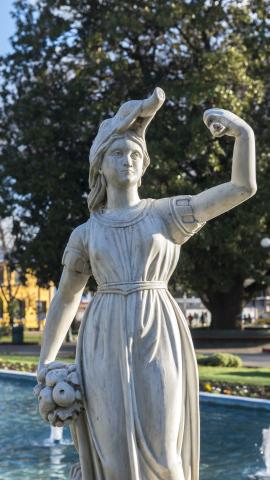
top-left (199, 366), bottom-right (270, 387)
top-left (0, 355), bottom-right (39, 363)
top-left (0, 354), bottom-right (74, 366)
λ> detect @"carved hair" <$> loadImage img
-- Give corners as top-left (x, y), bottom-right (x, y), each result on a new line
top-left (87, 132), bottom-right (150, 212)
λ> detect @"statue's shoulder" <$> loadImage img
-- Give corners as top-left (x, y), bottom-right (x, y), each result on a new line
top-left (67, 220), bottom-right (90, 249)
top-left (62, 221), bottom-right (91, 273)
top-left (152, 195), bottom-right (206, 245)
top-left (152, 196), bottom-right (174, 215)
top-left (152, 195), bottom-right (195, 228)
top-left (153, 197), bottom-right (170, 209)
top-left (153, 195), bottom-right (192, 214)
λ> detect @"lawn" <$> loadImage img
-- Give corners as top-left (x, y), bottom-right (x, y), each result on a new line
top-left (0, 354), bottom-right (74, 372)
top-left (0, 354), bottom-right (269, 388)
top-left (0, 355), bottom-right (40, 364)
top-left (199, 366), bottom-right (270, 387)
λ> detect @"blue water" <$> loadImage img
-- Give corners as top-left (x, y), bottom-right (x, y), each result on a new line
top-left (0, 377), bottom-right (78, 479)
top-left (0, 377), bottom-right (269, 479)
top-left (200, 403), bottom-right (270, 479)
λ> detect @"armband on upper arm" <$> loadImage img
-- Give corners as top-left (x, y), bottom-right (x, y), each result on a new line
top-left (62, 247), bottom-right (91, 275)
top-left (169, 196), bottom-right (206, 244)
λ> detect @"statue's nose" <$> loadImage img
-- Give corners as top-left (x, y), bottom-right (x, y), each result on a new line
top-left (123, 155), bottom-right (133, 166)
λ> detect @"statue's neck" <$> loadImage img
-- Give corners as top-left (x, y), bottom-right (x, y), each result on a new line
top-left (105, 185), bottom-right (141, 211)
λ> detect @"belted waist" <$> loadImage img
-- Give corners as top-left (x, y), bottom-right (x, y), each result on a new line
top-left (97, 281), bottom-right (168, 296)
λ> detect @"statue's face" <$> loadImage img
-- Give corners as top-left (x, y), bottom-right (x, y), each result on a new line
top-left (102, 137), bottom-right (144, 188)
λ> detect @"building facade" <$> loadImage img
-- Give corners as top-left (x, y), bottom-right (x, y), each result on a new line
top-left (0, 261), bottom-right (54, 330)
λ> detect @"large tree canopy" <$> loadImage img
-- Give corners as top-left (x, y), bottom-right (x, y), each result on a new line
top-left (1, 0), bottom-right (270, 328)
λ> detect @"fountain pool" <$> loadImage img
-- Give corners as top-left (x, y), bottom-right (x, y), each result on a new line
top-left (0, 375), bottom-right (270, 479)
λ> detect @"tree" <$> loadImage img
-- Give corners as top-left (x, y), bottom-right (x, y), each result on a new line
top-left (177, 1), bottom-right (270, 328)
top-left (0, 0), bottom-right (269, 328)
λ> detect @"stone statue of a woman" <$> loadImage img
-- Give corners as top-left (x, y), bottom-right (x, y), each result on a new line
top-left (37, 87), bottom-right (256, 480)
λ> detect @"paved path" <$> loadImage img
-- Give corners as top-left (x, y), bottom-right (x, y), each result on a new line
top-left (1, 342), bottom-right (270, 367)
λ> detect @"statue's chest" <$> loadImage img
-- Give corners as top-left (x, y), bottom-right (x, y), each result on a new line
top-left (88, 217), bottom-right (172, 269)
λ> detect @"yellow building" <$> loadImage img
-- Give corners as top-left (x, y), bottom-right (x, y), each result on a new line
top-left (0, 260), bottom-right (54, 330)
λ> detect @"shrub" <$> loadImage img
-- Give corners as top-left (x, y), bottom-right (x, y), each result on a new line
top-left (197, 352), bottom-right (243, 367)
top-left (255, 318), bottom-right (270, 325)
top-left (0, 326), bottom-right (11, 337)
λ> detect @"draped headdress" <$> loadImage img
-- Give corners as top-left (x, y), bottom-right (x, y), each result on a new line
top-left (88, 87), bottom-right (165, 211)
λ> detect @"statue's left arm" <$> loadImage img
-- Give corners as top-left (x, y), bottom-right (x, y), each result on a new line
top-left (192, 109), bottom-right (257, 223)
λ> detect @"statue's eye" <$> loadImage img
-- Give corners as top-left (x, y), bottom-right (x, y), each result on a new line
top-left (131, 151), bottom-right (141, 159)
top-left (112, 150), bottom-right (122, 157)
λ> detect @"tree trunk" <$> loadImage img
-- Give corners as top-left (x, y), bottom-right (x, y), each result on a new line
top-left (207, 281), bottom-right (244, 329)
top-left (7, 302), bottom-right (14, 327)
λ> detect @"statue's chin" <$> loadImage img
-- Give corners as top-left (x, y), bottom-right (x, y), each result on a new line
top-left (113, 175), bottom-right (140, 189)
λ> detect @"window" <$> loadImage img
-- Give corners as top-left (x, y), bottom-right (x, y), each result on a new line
top-left (36, 301), bottom-right (47, 321)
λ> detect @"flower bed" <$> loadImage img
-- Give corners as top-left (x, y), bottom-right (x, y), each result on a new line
top-left (0, 360), bottom-right (37, 372)
top-left (200, 381), bottom-right (270, 400)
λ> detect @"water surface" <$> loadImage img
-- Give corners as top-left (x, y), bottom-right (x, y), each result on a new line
top-left (0, 377), bottom-right (269, 479)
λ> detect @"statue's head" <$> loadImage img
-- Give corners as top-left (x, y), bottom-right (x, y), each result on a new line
top-left (88, 87), bottom-right (165, 212)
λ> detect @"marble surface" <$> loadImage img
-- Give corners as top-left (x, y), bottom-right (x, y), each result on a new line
top-left (37, 88), bottom-right (256, 480)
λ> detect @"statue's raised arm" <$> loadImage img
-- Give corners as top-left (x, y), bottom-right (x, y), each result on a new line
top-left (192, 108), bottom-right (256, 223)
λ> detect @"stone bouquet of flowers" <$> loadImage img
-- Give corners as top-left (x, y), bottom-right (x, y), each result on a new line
top-left (34, 361), bottom-right (84, 427)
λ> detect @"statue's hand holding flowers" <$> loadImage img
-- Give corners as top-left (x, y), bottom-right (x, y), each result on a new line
top-left (203, 108), bottom-right (253, 138)
top-left (34, 362), bottom-right (84, 427)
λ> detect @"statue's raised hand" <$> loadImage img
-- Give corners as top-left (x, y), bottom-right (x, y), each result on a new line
top-left (203, 108), bottom-right (252, 138)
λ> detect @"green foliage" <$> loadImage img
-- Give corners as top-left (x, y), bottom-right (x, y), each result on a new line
top-left (198, 352), bottom-right (243, 368)
top-left (0, 0), bottom-right (269, 326)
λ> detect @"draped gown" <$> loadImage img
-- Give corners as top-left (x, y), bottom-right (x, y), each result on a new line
top-left (62, 196), bottom-right (205, 480)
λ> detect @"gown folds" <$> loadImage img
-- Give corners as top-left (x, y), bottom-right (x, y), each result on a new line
top-left (62, 196), bottom-right (205, 480)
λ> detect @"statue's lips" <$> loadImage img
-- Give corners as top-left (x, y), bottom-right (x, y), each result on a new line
top-left (120, 168), bottom-right (134, 173)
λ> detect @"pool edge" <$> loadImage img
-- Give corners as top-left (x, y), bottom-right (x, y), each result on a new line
top-left (1, 369), bottom-right (270, 410)
top-left (200, 392), bottom-right (270, 410)
top-left (0, 368), bottom-right (36, 381)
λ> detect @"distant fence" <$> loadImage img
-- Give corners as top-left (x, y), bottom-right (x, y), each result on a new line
top-left (191, 328), bottom-right (270, 348)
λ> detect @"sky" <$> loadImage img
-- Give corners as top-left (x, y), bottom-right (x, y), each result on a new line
top-left (0, 0), bottom-right (16, 56)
